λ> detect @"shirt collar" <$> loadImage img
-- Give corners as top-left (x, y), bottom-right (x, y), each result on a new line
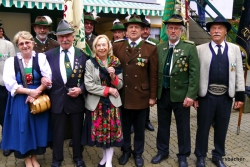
top-left (211, 40), bottom-right (225, 49)
top-left (128, 37), bottom-right (142, 46)
top-left (36, 36), bottom-right (48, 44)
top-left (169, 40), bottom-right (180, 48)
top-left (60, 45), bottom-right (74, 54)
top-left (17, 51), bottom-right (36, 59)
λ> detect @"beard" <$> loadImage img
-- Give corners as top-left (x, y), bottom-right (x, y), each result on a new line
top-left (36, 33), bottom-right (48, 40)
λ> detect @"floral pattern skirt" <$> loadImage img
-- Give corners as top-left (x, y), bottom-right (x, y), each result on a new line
top-left (82, 102), bottom-right (123, 148)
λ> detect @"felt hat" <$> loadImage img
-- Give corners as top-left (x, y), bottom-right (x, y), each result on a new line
top-left (84, 12), bottom-right (98, 23)
top-left (110, 19), bottom-right (126, 31)
top-left (32, 16), bottom-right (52, 26)
top-left (206, 16), bottom-right (232, 32)
top-left (54, 19), bottom-right (74, 36)
top-left (142, 16), bottom-right (151, 28)
top-left (163, 14), bottom-right (184, 26)
top-left (124, 14), bottom-right (146, 27)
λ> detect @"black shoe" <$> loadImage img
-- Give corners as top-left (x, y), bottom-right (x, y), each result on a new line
top-left (119, 152), bottom-right (131, 165)
top-left (98, 163), bottom-right (106, 167)
top-left (134, 154), bottom-right (144, 167)
top-left (131, 125), bottom-right (134, 134)
top-left (179, 159), bottom-right (188, 167)
top-left (75, 160), bottom-right (86, 167)
top-left (145, 121), bottom-right (154, 131)
top-left (151, 154), bottom-right (168, 164)
top-left (196, 157), bottom-right (206, 167)
top-left (69, 139), bottom-right (73, 147)
top-left (212, 157), bottom-right (226, 167)
top-left (51, 162), bottom-right (61, 167)
top-left (3, 149), bottom-right (12, 156)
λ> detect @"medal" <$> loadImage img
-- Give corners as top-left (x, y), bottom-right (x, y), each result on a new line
top-left (179, 64), bottom-right (182, 67)
top-left (185, 63), bottom-right (188, 67)
top-left (65, 63), bottom-right (70, 68)
top-left (73, 69), bottom-right (77, 73)
top-left (138, 62), bottom-right (142, 66)
top-left (141, 63), bottom-right (145, 67)
top-left (139, 54), bottom-right (141, 57)
top-left (71, 74), bottom-right (75, 78)
top-left (78, 74), bottom-right (82, 78)
top-left (184, 68), bottom-right (187, 71)
top-left (180, 68), bottom-right (183, 72)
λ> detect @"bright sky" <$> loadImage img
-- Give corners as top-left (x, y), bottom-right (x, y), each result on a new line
top-left (156, 0), bottom-right (165, 6)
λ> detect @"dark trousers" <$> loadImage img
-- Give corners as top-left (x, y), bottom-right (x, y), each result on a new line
top-left (0, 86), bottom-right (8, 127)
top-left (51, 111), bottom-right (84, 163)
top-left (195, 93), bottom-right (232, 158)
top-left (121, 108), bottom-right (147, 155)
top-left (157, 88), bottom-right (191, 160)
top-left (146, 107), bottom-right (150, 122)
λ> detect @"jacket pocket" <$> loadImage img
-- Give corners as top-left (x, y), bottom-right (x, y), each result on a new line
top-left (141, 83), bottom-right (149, 90)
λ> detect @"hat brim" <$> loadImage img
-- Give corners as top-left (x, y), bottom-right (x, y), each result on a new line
top-left (110, 28), bottom-right (126, 31)
top-left (206, 22), bottom-right (231, 32)
top-left (84, 18), bottom-right (98, 23)
top-left (163, 21), bottom-right (184, 26)
top-left (124, 22), bottom-right (146, 27)
top-left (54, 30), bottom-right (74, 36)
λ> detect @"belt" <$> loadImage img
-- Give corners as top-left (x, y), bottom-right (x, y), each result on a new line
top-left (208, 84), bottom-right (227, 95)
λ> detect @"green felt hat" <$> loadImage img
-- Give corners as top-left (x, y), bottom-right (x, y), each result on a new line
top-left (32, 16), bottom-right (52, 26)
top-left (163, 14), bottom-right (184, 26)
top-left (124, 14), bottom-right (146, 27)
top-left (84, 12), bottom-right (98, 23)
top-left (110, 19), bottom-right (126, 31)
top-left (54, 19), bottom-right (74, 36)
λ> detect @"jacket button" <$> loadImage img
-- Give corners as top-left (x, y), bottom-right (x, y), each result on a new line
top-left (174, 87), bottom-right (177, 89)
top-left (135, 75), bottom-right (137, 77)
top-left (135, 87), bottom-right (137, 89)
top-left (175, 73), bottom-right (177, 75)
top-left (125, 85), bottom-right (127, 87)
top-left (175, 80), bottom-right (177, 82)
top-left (126, 63), bottom-right (128, 65)
top-left (126, 74), bottom-right (128, 77)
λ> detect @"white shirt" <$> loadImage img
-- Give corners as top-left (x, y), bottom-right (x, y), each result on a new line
top-left (169, 40), bottom-right (180, 74)
top-left (3, 51), bottom-right (52, 96)
top-left (211, 41), bottom-right (225, 55)
top-left (128, 37), bottom-right (142, 48)
top-left (36, 37), bottom-right (47, 44)
top-left (59, 46), bottom-right (75, 84)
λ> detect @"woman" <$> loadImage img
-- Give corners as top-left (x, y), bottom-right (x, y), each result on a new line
top-left (82, 35), bottom-right (123, 167)
top-left (0, 27), bottom-right (10, 41)
top-left (1, 31), bottom-right (52, 167)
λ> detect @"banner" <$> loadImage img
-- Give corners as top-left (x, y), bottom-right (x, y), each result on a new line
top-left (160, 0), bottom-right (176, 42)
top-left (63, 0), bottom-right (92, 57)
top-left (236, 0), bottom-right (250, 69)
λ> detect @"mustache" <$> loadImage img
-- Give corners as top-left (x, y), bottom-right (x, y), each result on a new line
top-left (212, 33), bottom-right (221, 36)
top-left (61, 41), bottom-right (70, 44)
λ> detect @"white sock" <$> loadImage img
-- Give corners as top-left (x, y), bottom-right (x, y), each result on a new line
top-left (100, 148), bottom-right (106, 165)
top-left (105, 147), bottom-right (114, 167)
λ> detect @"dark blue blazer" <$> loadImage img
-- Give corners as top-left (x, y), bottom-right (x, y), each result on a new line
top-left (45, 47), bottom-right (88, 114)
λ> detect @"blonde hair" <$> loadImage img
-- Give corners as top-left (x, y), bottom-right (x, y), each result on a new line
top-left (92, 35), bottom-right (113, 58)
top-left (13, 31), bottom-right (34, 45)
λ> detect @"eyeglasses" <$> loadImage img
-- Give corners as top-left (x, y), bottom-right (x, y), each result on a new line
top-left (167, 27), bottom-right (181, 31)
top-left (17, 41), bottom-right (32, 47)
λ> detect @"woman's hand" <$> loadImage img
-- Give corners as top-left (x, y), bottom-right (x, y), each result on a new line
top-left (25, 96), bottom-right (35, 104)
top-left (41, 77), bottom-right (52, 87)
top-left (109, 87), bottom-right (119, 98)
top-left (107, 67), bottom-right (116, 80)
top-left (29, 89), bottom-right (42, 98)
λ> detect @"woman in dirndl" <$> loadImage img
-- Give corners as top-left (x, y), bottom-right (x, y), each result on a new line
top-left (82, 34), bottom-right (123, 167)
top-left (1, 31), bottom-right (52, 167)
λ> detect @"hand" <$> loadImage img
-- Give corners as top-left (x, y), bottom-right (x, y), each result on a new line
top-left (183, 97), bottom-right (194, 108)
top-left (109, 87), bottom-right (119, 98)
top-left (107, 67), bottom-right (116, 80)
top-left (25, 96), bottom-right (35, 104)
top-left (193, 100), bottom-right (199, 110)
top-left (233, 101), bottom-right (244, 109)
top-left (67, 87), bottom-right (81, 98)
top-left (29, 89), bottom-right (42, 99)
top-left (41, 77), bottom-right (52, 87)
top-left (149, 98), bottom-right (156, 107)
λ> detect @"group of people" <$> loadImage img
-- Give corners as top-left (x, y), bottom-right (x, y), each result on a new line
top-left (0, 11), bottom-right (245, 167)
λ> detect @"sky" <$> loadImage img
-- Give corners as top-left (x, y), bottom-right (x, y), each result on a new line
top-left (156, 0), bottom-right (165, 6)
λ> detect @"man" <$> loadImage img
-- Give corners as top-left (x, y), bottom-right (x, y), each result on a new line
top-left (84, 12), bottom-right (98, 50)
top-left (44, 19), bottom-right (88, 167)
top-left (141, 16), bottom-right (160, 132)
top-left (113, 14), bottom-right (158, 167)
top-left (0, 39), bottom-right (15, 156)
top-left (194, 16), bottom-right (245, 167)
top-left (32, 16), bottom-right (59, 53)
top-left (110, 19), bottom-right (126, 42)
top-left (151, 14), bottom-right (199, 167)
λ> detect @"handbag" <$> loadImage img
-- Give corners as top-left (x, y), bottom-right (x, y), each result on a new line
top-left (18, 58), bottom-right (51, 114)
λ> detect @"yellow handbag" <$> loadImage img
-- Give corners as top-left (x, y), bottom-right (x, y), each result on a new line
top-left (30, 94), bottom-right (51, 114)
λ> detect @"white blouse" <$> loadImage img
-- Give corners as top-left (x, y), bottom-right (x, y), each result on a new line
top-left (3, 51), bottom-right (52, 96)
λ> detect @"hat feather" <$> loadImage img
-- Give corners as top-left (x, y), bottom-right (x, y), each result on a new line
top-left (113, 19), bottom-right (120, 25)
top-left (145, 16), bottom-right (150, 24)
top-left (125, 14), bottom-right (131, 22)
top-left (43, 16), bottom-right (52, 25)
top-left (91, 10), bottom-right (100, 20)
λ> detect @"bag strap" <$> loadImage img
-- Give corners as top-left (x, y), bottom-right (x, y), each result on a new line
top-left (18, 58), bottom-right (28, 88)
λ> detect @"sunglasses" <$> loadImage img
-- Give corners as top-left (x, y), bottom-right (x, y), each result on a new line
top-left (17, 41), bottom-right (32, 47)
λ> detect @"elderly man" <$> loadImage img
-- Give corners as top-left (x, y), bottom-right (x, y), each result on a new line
top-left (44, 19), bottom-right (88, 167)
top-left (194, 17), bottom-right (245, 167)
top-left (151, 14), bottom-right (199, 167)
top-left (0, 39), bottom-right (15, 156)
top-left (32, 16), bottom-right (59, 53)
top-left (110, 19), bottom-right (126, 42)
top-left (113, 14), bottom-right (158, 167)
top-left (84, 12), bottom-right (98, 50)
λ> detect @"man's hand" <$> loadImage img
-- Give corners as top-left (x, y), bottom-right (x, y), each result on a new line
top-left (109, 87), bottom-right (119, 98)
top-left (41, 77), bottom-right (52, 87)
top-left (233, 101), bottom-right (244, 109)
top-left (67, 87), bottom-right (82, 98)
top-left (149, 98), bottom-right (156, 107)
top-left (193, 100), bottom-right (199, 110)
top-left (183, 97), bottom-right (194, 108)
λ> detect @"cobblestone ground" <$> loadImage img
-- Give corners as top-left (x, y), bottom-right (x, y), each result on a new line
top-left (0, 106), bottom-right (249, 167)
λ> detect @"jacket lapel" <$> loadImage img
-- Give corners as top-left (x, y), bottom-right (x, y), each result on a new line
top-left (127, 41), bottom-right (143, 63)
top-left (53, 48), bottom-right (64, 84)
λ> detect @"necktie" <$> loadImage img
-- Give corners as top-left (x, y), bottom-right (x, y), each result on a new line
top-left (63, 50), bottom-right (73, 80)
top-left (85, 35), bottom-right (89, 41)
top-left (217, 45), bottom-right (222, 56)
top-left (163, 45), bottom-right (174, 88)
top-left (131, 41), bottom-right (136, 48)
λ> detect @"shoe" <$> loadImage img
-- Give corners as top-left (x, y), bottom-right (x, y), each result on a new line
top-left (131, 125), bottom-right (134, 134)
top-left (75, 160), bottom-right (86, 167)
top-left (212, 157), bottom-right (226, 167)
top-left (51, 162), bottom-right (61, 167)
top-left (69, 139), bottom-right (73, 147)
top-left (196, 157), bottom-right (206, 167)
top-left (179, 159), bottom-right (188, 167)
top-left (151, 154), bottom-right (168, 164)
top-left (145, 121), bottom-right (154, 131)
top-left (119, 152), bottom-right (131, 165)
top-left (134, 154), bottom-right (144, 167)
top-left (98, 163), bottom-right (106, 167)
top-left (3, 149), bottom-right (12, 156)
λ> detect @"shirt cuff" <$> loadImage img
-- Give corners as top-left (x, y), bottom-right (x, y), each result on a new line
top-left (103, 86), bottom-right (110, 97)
top-left (111, 76), bottom-right (119, 86)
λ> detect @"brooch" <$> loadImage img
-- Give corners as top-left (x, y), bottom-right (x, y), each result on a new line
top-left (231, 63), bottom-right (236, 71)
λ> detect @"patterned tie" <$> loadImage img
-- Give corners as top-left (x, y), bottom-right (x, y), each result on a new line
top-left (217, 45), bottom-right (222, 56)
top-left (85, 35), bottom-right (89, 41)
top-left (131, 41), bottom-right (136, 48)
top-left (163, 45), bottom-right (174, 88)
top-left (63, 50), bottom-right (73, 80)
